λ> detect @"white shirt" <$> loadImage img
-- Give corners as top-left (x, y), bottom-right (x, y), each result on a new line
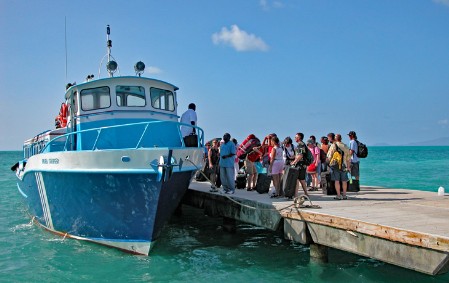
top-left (180, 109), bottom-right (197, 137)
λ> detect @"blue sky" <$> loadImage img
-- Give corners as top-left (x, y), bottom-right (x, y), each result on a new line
top-left (1, 0), bottom-right (449, 150)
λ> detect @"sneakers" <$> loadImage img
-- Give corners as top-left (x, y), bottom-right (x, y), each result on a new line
top-left (225, 190), bottom-right (235, 194)
top-left (210, 186), bottom-right (218, 193)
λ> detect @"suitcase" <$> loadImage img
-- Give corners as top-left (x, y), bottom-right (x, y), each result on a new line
top-left (195, 163), bottom-right (210, 182)
top-left (321, 171), bottom-right (337, 195)
top-left (347, 180), bottom-right (360, 192)
top-left (283, 166), bottom-right (299, 198)
top-left (184, 134), bottom-right (198, 147)
top-left (255, 173), bottom-right (271, 194)
top-left (236, 173), bottom-right (247, 189)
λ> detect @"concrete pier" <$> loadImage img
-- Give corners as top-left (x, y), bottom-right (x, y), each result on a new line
top-left (182, 181), bottom-right (449, 275)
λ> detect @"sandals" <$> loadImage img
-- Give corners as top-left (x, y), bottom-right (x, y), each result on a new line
top-left (308, 187), bottom-right (319, 191)
top-left (334, 195), bottom-right (348, 200)
top-left (247, 187), bottom-right (253, 191)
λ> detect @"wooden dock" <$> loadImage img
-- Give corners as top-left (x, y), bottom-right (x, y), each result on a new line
top-left (181, 181), bottom-right (449, 275)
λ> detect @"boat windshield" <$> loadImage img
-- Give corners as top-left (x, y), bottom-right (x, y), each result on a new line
top-left (116, 85), bottom-right (146, 107)
top-left (80, 86), bottom-right (111, 111)
top-left (150, 87), bottom-right (175, 112)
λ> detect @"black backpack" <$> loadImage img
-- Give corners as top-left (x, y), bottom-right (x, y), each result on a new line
top-left (302, 147), bottom-right (314, 166)
top-left (356, 140), bottom-right (368, 158)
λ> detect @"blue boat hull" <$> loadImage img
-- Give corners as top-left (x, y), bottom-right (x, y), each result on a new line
top-left (16, 151), bottom-right (198, 254)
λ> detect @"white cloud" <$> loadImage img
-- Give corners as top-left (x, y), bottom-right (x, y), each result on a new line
top-left (260, 0), bottom-right (284, 10)
top-left (438, 119), bottom-right (448, 126)
top-left (433, 0), bottom-right (449, 7)
top-left (211, 25), bottom-right (269, 52)
top-left (146, 66), bottom-right (162, 75)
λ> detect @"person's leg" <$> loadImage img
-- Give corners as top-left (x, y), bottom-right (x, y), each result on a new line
top-left (226, 167), bottom-right (236, 193)
top-left (311, 173), bottom-right (318, 189)
top-left (341, 169), bottom-right (349, 198)
top-left (273, 174), bottom-right (281, 196)
top-left (351, 162), bottom-right (360, 181)
top-left (300, 180), bottom-right (309, 196)
top-left (252, 173), bottom-right (257, 188)
top-left (210, 166), bottom-right (217, 187)
top-left (335, 180), bottom-right (341, 197)
top-left (220, 167), bottom-right (229, 192)
top-left (317, 163), bottom-right (322, 187)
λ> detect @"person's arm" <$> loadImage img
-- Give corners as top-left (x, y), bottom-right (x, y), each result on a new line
top-left (190, 111), bottom-right (197, 133)
top-left (349, 141), bottom-right (355, 157)
top-left (208, 149), bottom-right (213, 167)
top-left (326, 144), bottom-right (335, 162)
top-left (270, 147), bottom-right (276, 162)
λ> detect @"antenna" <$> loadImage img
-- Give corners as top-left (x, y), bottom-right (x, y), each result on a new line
top-left (98, 25), bottom-right (119, 78)
top-left (65, 17), bottom-right (68, 81)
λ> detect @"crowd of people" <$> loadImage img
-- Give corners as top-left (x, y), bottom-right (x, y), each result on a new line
top-left (180, 103), bottom-right (361, 200)
top-left (201, 131), bottom-right (361, 200)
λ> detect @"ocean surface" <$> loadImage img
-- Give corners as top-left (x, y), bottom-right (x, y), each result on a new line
top-left (1, 147), bottom-right (449, 283)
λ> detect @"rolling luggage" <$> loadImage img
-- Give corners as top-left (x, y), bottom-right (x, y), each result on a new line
top-left (321, 171), bottom-right (337, 195)
top-left (195, 163), bottom-right (210, 182)
top-left (283, 166), bottom-right (299, 198)
top-left (255, 173), bottom-right (271, 194)
top-left (347, 180), bottom-right (360, 192)
top-left (184, 134), bottom-right (198, 147)
top-left (236, 172), bottom-right (247, 189)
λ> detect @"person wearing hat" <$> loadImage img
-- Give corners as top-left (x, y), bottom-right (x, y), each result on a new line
top-left (348, 131), bottom-right (360, 190)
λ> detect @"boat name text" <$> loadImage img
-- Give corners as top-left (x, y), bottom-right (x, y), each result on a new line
top-left (42, 158), bottom-right (59, 165)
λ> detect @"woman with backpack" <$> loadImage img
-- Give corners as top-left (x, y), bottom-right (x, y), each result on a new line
top-left (306, 139), bottom-right (321, 191)
top-left (282, 137), bottom-right (295, 170)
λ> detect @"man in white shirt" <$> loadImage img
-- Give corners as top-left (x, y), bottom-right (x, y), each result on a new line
top-left (180, 103), bottom-right (197, 137)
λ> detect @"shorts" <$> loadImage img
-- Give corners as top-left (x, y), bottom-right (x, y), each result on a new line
top-left (297, 165), bottom-right (306, 180)
top-left (331, 168), bottom-right (349, 182)
top-left (245, 159), bottom-right (257, 175)
top-left (350, 162), bottom-right (359, 177)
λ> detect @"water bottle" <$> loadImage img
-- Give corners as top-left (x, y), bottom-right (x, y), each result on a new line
top-left (438, 186), bottom-right (445, 196)
top-left (347, 172), bottom-right (352, 184)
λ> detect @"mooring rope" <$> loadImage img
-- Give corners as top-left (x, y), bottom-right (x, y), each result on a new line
top-left (184, 157), bottom-right (321, 211)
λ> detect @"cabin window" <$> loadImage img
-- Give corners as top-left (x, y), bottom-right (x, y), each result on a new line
top-left (116, 86), bottom-right (146, 107)
top-left (150, 88), bottom-right (175, 111)
top-left (80, 87), bottom-right (111, 111)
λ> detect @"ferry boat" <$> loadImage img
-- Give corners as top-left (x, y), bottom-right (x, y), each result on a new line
top-left (11, 26), bottom-right (204, 255)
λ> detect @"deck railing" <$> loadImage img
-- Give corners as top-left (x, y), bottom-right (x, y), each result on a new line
top-left (36, 120), bottom-right (204, 154)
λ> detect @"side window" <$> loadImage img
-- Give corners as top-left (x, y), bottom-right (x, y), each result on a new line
top-left (116, 86), bottom-right (146, 107)
top-left (150, 88), bottom-right (175, 111)
top-left (80, 87), bottom-right (111, 111)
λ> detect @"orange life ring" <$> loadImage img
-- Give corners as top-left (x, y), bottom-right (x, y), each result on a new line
top-left (55, 103), bottom-right (69, 128)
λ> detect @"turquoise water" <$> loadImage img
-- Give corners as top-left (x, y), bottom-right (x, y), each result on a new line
top-left (1, 148), bottom-right (449, 283)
